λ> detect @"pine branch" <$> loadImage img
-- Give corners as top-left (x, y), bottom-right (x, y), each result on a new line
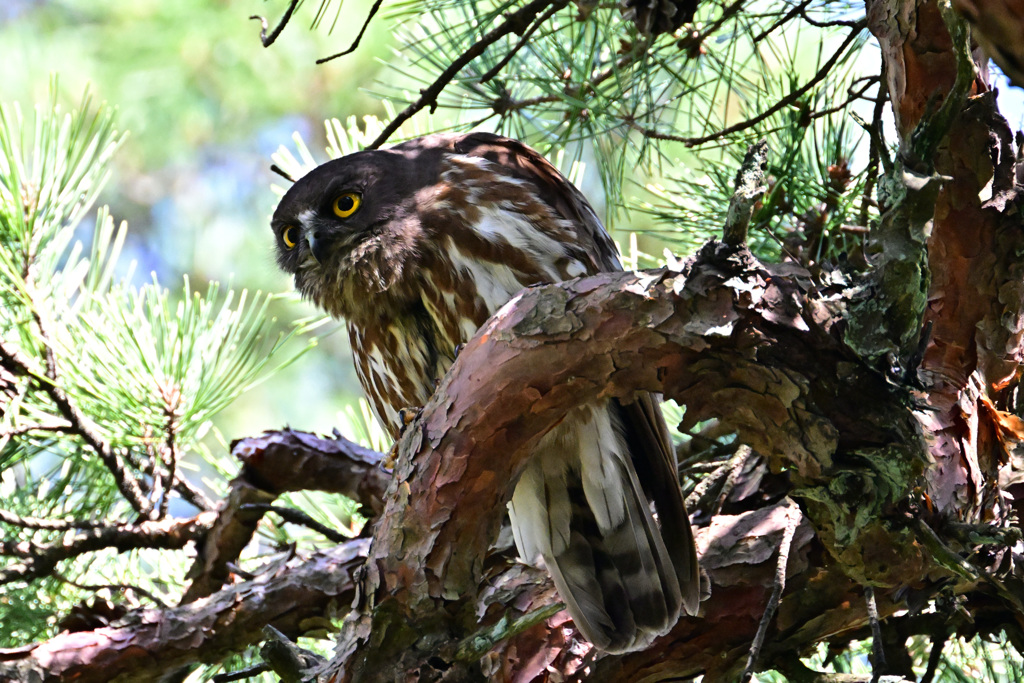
top-left (367, 0), bottom-right (571, 149)
top-left (0, 512), bottom-right (218, 585)
top-left (627, 21), bottom-right (867, 147)
top-left (250, 0), bottom-right (300, 48)
top-left (0, 540), bottom-right (370, 683)
top-left (182, 429), bottom-right (388, 603)
top-left (0, 509), bottom-right (109, 531)
top-left (315, 0), bottom-right (385, 63)
top-left (0, 339), bottom-right (153, 517)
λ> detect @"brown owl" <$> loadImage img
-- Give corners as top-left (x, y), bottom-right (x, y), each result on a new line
top-left (271, 132), bottom-right (699, 652)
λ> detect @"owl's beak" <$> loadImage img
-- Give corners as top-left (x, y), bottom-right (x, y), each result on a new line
top-left (306, 233), bottom-right (320, 264)
top-left (306, 232), bottom-right (327, 265)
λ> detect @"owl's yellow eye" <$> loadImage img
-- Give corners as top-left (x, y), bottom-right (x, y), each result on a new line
top-left (333, 193), bottom-right (361, 218)
top-left (282, 225), bottom-right (297, 249)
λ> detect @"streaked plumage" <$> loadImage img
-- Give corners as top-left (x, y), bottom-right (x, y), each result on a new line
top-left (271, 132), bottom-right (700, 652)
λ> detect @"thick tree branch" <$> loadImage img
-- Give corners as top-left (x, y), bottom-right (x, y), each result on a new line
top-left (319, 241), bottom-right (973, 681)
top-left (0, 540), bottom-right (369, 683)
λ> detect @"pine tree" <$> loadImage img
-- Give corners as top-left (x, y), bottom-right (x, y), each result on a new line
top-left (2, 0), bottom-right (1024, 680)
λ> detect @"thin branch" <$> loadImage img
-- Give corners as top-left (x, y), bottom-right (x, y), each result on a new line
top-left (699, 0), bottom-right (745, 42)
top-left (919, 629), bottom-right (947, 683)
top-left (158, 389), bottom-right (180, 520)
top-left (316, 0), bottom-right (384, 64)
top-left (808, 76), bottom-right (878, 123)
top-left (213, 664), bottom-right (272, 683)
top-left (492, 37), bottom-right (654, 116)
top-left (270, 163), bottom-right (295, 183)
top-left (0, 508), bottom-right (108, 531)
top-left (860, 64), bottom-right (888, 224)
top-left (627, 22), bottom-right (866, 148)
top-left (368, 0), bottom-right (571, 149)
top-left (172, 475), bottom-right (216, 512)
top-left (724, 140), bottom-right (769, 246)
top-left (751, 0), bottom-right (816, 43)
top-left (0, 340), bottom-right (153, 516)
top-left (684, 448), bottom-right (741, 509)
top-left (478, 3), bottom-right (563, 83)
top-left (0, 421), bottom-right (74, 438)
top-left (866, 585), bottom-right (886, 681)
top-left (241, 503), bottom-right (351, 544)
top-left (0, 540), bottom-right (370, 683)
top-left (52, 571), bottom-right (169, 609)
top-left (711, 444), bottom-right (753, 514)
top-left (0, 511), bottom-right (217, 585)
top-left (250, 0), bottom-right (301, 48)
top-left (740, 498), bottom-right (801, 682)
top-left (259, 624), bottom-right (325, 681)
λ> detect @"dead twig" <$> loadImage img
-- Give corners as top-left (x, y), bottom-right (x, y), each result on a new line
top-left (250, 0), bottom-right (301, 48)
top-left (740, 497), bottom-right (801, 683)
top-left (724, 141), bottom-right (769, 247)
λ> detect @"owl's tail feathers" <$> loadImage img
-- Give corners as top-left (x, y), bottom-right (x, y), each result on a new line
top-left (509, 459), bottom-right (693, 654)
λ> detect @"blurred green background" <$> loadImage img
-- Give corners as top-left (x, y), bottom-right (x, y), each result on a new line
top-left (0, 0), bottom-right (404, 443)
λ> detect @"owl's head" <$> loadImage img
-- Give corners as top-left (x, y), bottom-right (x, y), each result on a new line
top-left (270, 144), bottom-right (449, 314)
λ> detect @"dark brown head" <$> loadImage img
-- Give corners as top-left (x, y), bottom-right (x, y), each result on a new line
top-left (270, 140), bottom-right (452, 317)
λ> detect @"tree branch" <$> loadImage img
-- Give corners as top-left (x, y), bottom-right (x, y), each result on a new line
top-left (0, 540), bottom-right (369, 683)
top-left (182, 429), bottom-right (388, 603)
top-left (0, 340), bottom-right (153, 517)
top-left (0, 512), bottom-right (218, 586)
top-left (627, 23), bottom-right (866, 147)
top-left (249, 0), bottom-right (300, 48)
top-left (321, 242), bottom-right (947, 680)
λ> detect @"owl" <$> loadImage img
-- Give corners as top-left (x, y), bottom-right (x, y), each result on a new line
top-left (271, 132), bottom-right (699, 653)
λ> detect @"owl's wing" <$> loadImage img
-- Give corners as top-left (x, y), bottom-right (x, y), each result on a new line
top-left (451, 132), bottom-right (623, 273)
top-left (617, 393), bottom-right (701, 615)
top-left (454, 131), bottom-right (702, 619)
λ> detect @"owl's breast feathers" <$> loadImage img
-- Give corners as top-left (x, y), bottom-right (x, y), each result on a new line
top-left (345, 151), bottom-right (598, 433)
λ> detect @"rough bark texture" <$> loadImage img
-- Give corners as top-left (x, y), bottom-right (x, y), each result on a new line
top-left (183, 429), bottom-right (388, 603)
top-left (2, 240), bottom-right (1022, 681)
top-left (0, 540), bottom-right (369, 683)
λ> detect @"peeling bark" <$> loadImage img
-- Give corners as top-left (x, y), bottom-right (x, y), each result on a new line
top-left (320, 241), bottom-right (1000, 682)
top-left (0, 541), bottom-right (368, 683)
top-left (3, 238), bottom-right (1022, 680)
top-left (183, 429), bottom-right (388, 603)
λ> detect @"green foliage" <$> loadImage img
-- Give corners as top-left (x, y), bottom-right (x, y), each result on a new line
top-left (363, 0), bottom-right (878, 264)
top-left (753, 632), bottom-right (1024, 683)
top-left (0, 88), bottom-right (315, 645)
